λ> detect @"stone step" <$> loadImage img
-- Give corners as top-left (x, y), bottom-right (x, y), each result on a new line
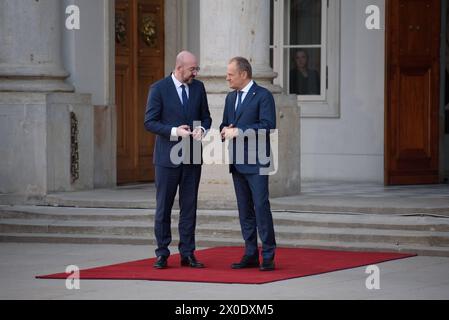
top-left (1, 232), bottom-right (449, 257)
top-left (2, 206), bottom-right (449, 232)
top-left (1, 218), bottom-right (449, 247)
top-left (2, 205), bottom-right (449, 256)
top-left (41, 194), bottom-right (239, 210)
top-left (31, 194), bottom-right (449, 214)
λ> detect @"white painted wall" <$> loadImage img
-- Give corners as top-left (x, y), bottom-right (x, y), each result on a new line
top-left (301, 0), bottom-right (386, 183)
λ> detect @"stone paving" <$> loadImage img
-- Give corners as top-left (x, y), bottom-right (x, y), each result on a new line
top-left (1, 243), bottom-right (449, 300)
top-left (1, 182), bottom-right (449, 300)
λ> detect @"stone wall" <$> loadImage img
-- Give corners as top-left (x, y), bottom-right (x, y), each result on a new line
top-left (0, 93), bottom-right (93, 197)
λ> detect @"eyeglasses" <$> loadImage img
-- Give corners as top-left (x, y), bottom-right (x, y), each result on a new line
top-left (188, 67), bottom-right (201, 72)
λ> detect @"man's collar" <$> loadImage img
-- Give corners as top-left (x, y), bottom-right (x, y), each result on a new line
top-left (171, 73), bottom-right (186, 88)
top-left (240, 80), bottom-right (254, 93)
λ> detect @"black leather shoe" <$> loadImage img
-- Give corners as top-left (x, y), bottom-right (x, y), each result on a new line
top-left (231, 255), bottom-right (260, 269)
top-left (153, 256), bottom-right (168, 269)
top-left (180, 255), bottom-right (205, 268)
top-left (259, 259), bottom-right (275, 271)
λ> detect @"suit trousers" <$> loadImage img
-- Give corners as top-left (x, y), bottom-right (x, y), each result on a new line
top-left (154, 164), bottom-right (202, 258)
top-left (231, 169), bottom-right (276, 260)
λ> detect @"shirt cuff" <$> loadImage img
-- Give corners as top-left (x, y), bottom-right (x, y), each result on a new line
top-left (171, 127), bottom-right (178, 137)
top-left (196, 126), bottom-right (207, 137)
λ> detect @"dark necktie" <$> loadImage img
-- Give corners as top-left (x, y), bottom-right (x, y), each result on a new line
top-left (180, 84), bottom-right (188, 111)
top-left (235, 90), bottom-right (243, 115)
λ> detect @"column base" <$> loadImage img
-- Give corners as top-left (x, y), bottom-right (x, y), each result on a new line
top-left (0, 64), bottom-right (75, 92)
top-left (198, 66), bottom-right (282, 94)
top-left (0, 78), bottom-right (75, 93)
top-left (0, 92), bottom-right (93, 197)
top-left (198, 91), bottom-right (301, 198)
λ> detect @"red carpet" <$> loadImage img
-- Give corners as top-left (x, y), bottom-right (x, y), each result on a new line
top-left (36, 247), bottom-right (415, 284)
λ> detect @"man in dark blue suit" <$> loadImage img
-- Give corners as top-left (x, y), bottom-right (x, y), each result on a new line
top-left (220, 57), bottom-right (277, 271)
top-left (144, 51), bottom-right (212, 269)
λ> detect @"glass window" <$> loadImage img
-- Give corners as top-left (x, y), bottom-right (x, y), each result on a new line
top-left (271, 0), bottom-right (340, 117)
top-left (271, 0), bottom-right (327, 100)
top-left (288, 0), bottom-right (322, 45)
top-left (288, 48), bottom-right (321, 95)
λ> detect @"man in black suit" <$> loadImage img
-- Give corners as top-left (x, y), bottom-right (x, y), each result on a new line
top-left (220, 57), bottom-right (277, 271)
top-left (144, 51), bottom-right (212, 269)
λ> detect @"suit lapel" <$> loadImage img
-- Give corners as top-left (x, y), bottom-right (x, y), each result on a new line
top-left (234, 83), bottom-right (257, 123)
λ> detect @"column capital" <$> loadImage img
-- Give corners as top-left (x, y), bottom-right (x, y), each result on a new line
top-left (197, 67), bottom-right (282, 94)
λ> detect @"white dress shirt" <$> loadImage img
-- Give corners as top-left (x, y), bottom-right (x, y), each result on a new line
top-left (170, 73), bottom-right (205, 137)
top-left (172, 73), bottom-right (189, 103)
top-left (234, 80), bottom-right (254, 110)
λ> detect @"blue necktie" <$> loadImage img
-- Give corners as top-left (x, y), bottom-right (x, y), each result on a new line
top-left (181, 84), bottom-right (188, 111)
top-left (235, 91), bottom-right (243, 115)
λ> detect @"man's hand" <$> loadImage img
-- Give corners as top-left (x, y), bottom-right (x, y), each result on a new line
top-left (176, 125), bottom-right (191, 138)
top-left (220, 124), bottom-right (239, 140)
top-left (192, 127), bottom-right (204, 141)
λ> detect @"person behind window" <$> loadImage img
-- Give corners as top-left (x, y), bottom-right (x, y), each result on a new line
top-left (289, 49), bottom-right (320, 95)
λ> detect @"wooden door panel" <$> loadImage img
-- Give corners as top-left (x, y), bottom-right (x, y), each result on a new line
top-left (137, 0), bottom-right (164, 57)
top-left (116, 0), bottom-right (137, 183)
top-left (385, 0), bottom-right (440, 185)
top-left (116, 63), bottom-right (137, 181)
top-left (115, 0), bottom-right (132, 56)
top-left (398, 0), bottom-right (434, 56)
top-left (136, 0), bottom-right (164, 181)
top-left (138, 72), bottom-right (157, 156)
top-left (137, 71), bottom-right (158, 180)
top-left (115, 0), bottom-right (163, 184)
top-left (116, 63), bottom-right (132, 157)
top-left (397, 69), bottom-right (430, 156)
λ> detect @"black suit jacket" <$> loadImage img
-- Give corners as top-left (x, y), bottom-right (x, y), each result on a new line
top-left (144, 76), bottom-right (212, 167)
top-left (220, 82), bottom-right (276, 174)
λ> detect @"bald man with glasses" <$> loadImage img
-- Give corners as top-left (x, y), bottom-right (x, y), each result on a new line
top-left (144, 51), bottom-right (212, 269)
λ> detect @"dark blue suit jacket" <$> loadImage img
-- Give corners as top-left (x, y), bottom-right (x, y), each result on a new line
top-left (144, 76), bottom-right (212, 168)
top-left (220, 82), bottom-right (276, 174)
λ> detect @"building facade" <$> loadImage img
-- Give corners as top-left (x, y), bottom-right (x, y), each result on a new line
top-left (0, 0), bottom-right (447, 198)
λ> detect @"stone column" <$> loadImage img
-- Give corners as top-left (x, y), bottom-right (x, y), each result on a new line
top-left (0, 0), bottom-right (93, 199)
top-left (197, 0), bottom-right (300, 201)
top-left (0, 0), bottom-right (74, 92)
top-left (199, 0), bottom-right (278, 92)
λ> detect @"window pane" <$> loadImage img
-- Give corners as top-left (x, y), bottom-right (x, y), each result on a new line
top-left (288, 48), bottom-right (321, 95)
top-left (289, 0), bottom-right (322, 45)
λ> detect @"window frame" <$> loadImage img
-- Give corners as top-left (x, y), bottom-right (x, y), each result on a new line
top-left (271, 0), bottom-right (341, 118)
